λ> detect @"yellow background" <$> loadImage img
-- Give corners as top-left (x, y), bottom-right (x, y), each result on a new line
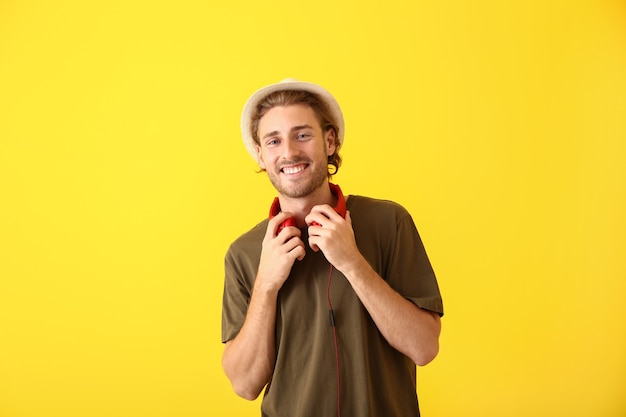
top-left (1, 0), bottom-right (625, 416)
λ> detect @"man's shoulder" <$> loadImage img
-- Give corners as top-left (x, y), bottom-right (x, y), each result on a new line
top-left (347, 194), bottom-right (412, 220)
top-left (227, 218), bottom-right (267, 254)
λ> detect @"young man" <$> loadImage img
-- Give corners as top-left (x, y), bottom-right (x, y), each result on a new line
top-left (221, 79), bottom-right (443, 417)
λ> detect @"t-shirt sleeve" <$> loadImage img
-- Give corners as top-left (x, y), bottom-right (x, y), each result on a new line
top-left (221, 245), bottom-right (253, 343)
top-left (388, 212), bottom-right (444, 316)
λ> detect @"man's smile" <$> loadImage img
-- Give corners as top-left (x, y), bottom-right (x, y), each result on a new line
top-left (280, 163), bottom-right (308, 175)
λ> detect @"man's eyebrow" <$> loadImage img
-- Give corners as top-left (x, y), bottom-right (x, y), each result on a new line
top-left (291, 124), bottom-right (314, 132)
top-left (262, 130), bottom-right (280, 140)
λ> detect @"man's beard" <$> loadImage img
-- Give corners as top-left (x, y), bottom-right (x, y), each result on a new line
top-left (267, 157), bottom-right (328, 199)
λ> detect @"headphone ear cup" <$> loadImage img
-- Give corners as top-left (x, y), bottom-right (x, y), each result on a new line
top-left (269, 197), bottom-right (281, 218)
top-left (278, 217), bottom-right (296, 233)
top-left (329, 183), bottom-right (347, 218)
top-left (270, 197), bottom-right (296, 232)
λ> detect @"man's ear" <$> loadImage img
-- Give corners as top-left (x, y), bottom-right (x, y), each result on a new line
top-left (256, 145), bottom-right (266, 170)
top-left (325, 129), bottom-right (337, 156)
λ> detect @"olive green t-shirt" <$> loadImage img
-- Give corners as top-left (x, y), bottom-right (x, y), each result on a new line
top-left (222, 195), bottom-right (443, 417)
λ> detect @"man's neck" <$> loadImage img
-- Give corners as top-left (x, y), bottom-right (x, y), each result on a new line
top-left (277, 181), bottom-right (335, 227)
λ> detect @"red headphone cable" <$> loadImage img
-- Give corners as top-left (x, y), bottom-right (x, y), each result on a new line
top-left (327, 264), bottom-right (341, 417)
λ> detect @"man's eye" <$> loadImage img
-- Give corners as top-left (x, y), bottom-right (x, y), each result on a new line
top-left (297, 133), bottom-right (311, 139)
top-left (267, 138), bottom-right (279, 146)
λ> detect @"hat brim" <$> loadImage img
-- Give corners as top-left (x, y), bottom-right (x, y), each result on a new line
top-left (240, 79), bottom-right (344, 161)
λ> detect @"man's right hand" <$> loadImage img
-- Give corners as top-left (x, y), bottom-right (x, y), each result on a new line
top-left (255, 212), bottom-right (305, 293)
top-left (223, 211), bottom-right (304, 400)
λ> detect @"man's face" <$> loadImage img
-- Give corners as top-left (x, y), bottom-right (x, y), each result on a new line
top-left (256, 104), bottom-right (336, 199)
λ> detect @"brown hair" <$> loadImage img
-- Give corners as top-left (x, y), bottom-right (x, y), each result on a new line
top-left (250, 90), bottom-right (342, 178)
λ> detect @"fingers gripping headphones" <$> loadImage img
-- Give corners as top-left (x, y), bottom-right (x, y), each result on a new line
top-left (269, 183), bottom-right (346, 232)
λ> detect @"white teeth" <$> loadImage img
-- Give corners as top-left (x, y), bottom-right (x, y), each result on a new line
top-left (282, 165), bottom-right (306, 175)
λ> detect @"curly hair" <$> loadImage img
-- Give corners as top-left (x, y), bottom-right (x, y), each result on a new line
top-left (249, 90), bottom-right (342, 178)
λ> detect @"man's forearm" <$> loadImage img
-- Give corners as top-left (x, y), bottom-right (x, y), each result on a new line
top-left (341, 256), bottom-right (441, 366)
top-left (222, 285), bottom-right (279, 400)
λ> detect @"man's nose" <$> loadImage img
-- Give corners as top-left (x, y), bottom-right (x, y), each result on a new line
top-left (282, 139), bottom-right (298, 158)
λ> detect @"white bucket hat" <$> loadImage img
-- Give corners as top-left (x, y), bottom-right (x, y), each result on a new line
top-left (240, 78), bottom-right (345, 161)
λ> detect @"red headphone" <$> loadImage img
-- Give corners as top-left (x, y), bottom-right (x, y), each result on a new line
top-left (269, 183), bottom-right (346, 232)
